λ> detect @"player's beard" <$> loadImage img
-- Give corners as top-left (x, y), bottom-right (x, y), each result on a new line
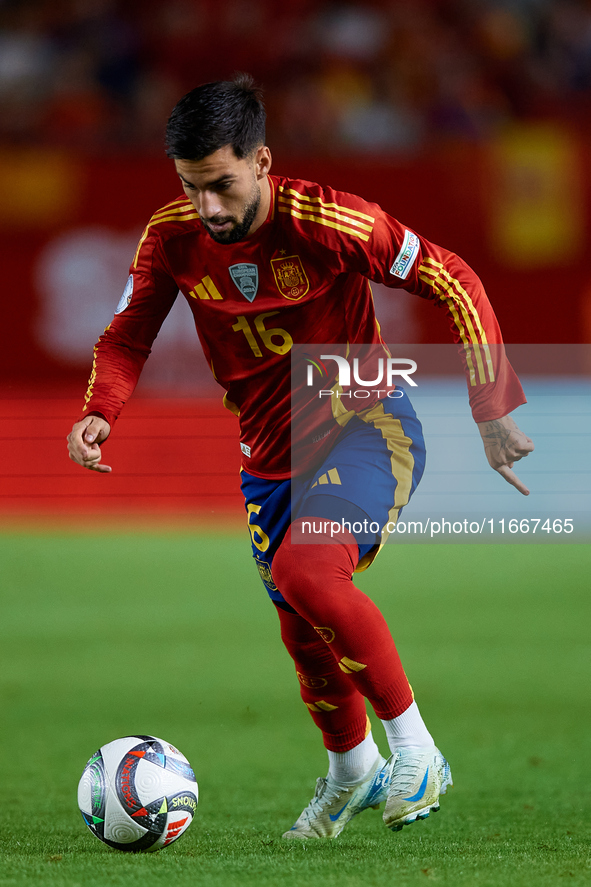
top-left (200, 183), bottom-right (261, 245)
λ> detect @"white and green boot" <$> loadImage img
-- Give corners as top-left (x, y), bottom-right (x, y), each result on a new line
top-left (383, 746), bottom-right (452, 831)
top-left (283, 755), bottom-right (392, 839)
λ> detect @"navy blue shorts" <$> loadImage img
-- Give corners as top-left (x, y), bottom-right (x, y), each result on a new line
top-left (241, 391), bottom-right (425, 608)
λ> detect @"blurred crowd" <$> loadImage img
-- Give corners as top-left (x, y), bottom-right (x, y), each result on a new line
top-left (1, 0), bottom-right (591, 155)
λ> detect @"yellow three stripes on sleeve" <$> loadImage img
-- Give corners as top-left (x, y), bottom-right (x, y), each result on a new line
top-left (132, 199), bottom-right (199, 268)
top-left (277, 185), bottom-right (375, 242)
top-left (419, 257), bottom-right (495, 385)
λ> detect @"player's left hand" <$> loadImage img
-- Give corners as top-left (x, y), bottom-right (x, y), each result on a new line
top-left (67, 415), bottom-right (112, 473)
top-left (477, 414), bottom-right (534, 496)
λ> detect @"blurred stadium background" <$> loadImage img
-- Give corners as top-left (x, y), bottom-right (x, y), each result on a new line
top-left (1, 0), bottom-right (591, 519)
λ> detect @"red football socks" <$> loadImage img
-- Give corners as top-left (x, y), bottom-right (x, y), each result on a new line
top-left (272, 519), bottom-right (414, 751)
top-left (276, 605), bottom-right (369, 752)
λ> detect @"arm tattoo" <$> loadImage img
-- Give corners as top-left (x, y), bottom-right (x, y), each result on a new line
top-left (480, 419), bottom-right (511, 450)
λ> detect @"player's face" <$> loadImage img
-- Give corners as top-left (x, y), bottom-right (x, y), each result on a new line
top-left (174, 145), bottom-right (272, 244)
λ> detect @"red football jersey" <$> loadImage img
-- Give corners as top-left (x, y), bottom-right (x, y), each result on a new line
top-left (81, 174), bottom-right (525, 478)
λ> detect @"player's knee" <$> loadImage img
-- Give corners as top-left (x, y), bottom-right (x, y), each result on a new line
top-left (272, 519), bottom-right (358, 607)
top-left (272, 531), bottom-right (315, 599)
top-left (280, 635), bottom-right (332, 671)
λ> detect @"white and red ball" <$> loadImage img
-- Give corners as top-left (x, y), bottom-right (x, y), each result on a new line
top-left (78, 735), bottom-right (198, 851)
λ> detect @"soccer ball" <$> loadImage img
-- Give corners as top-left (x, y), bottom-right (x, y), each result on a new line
top-left (77, 734), bottom-right (198, 852)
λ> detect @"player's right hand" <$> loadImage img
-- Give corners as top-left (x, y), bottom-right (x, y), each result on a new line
top-left (67, 415), bottom-right (112, 473)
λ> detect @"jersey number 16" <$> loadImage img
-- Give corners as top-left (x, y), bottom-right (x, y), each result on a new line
top-left (232, 312), bottom-right (293, 357)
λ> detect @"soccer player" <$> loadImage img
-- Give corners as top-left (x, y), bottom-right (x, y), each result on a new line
top-left (67, 75), bottom-right (534, 839)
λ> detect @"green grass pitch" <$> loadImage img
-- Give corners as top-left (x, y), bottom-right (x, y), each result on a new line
top-left (0, 530), bottom-right (589, 886)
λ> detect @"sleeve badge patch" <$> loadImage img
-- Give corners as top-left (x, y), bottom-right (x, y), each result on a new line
top-left (115, 274), bottom-right (134, 314)
top-left (271, 255), bottom-right (310, 300)
top-left (390, 230), bottom-right (420, 280)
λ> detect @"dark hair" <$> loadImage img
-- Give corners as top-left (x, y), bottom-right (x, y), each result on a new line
top-left (165, 74), bottom-right (266, 161)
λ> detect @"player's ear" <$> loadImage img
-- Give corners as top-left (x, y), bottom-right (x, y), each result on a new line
top-left (255, 146), bottom-right (272, 179)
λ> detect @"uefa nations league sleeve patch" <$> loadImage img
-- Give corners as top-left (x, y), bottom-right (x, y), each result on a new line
top-left (115, 275), bottom-right (134, 314)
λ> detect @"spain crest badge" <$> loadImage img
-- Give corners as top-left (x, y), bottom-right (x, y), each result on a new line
top-left (270, 255), bottom-right (309, 301)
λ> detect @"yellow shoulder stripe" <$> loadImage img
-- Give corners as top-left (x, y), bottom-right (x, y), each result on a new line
top-left (278, 193), bottom-right (374, 234)
top-left (155, 195), bottom-right (193, 209)
top-left (278, 185), bottom-right (376, 223)
top-left (150, 200), bottom-right (195, 220)
top-left (278, 205), bottom-right (371, 241)
top-left (133, 202), bottom-right (199, 268)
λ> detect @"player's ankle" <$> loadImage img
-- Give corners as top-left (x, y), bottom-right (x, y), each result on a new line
top-left (327, 732), bottom-right (381, 785)
top-left (381, 701), bottom-right (435, 752)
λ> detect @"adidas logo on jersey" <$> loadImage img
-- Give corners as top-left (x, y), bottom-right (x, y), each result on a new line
top-left (189, 276), bottom-right (224, 300)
